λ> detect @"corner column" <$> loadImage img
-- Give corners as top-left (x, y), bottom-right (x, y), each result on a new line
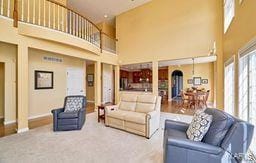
top-left (152, 61), bottom-right (159, 96)
top-left (17, 44), bottom-right (29, 133)
top-left (94, 61), bottom-right (101, 109)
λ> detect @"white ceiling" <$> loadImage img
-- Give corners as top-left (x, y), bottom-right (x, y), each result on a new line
top-left (67, 0), bottom-right (152, 25)
top-left (159, 56), bottom-right (217, 67)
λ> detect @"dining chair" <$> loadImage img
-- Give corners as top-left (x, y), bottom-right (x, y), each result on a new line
top-left (199, 90), bottom-right (210, 107)
top-left (180, 90), bottom-right (190, 108)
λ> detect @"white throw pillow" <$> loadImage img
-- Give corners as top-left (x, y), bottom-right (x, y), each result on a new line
top-left (186, 110), bottom-right (212, 141)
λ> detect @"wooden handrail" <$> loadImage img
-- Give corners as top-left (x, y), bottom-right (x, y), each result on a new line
top-left (46, 0), bottom-right (100, 31)
top-left (101, 32), bottom-right (118, 41)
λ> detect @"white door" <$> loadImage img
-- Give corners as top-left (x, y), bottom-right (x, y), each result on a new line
top-left (67, 68), bottom-right (85, 96)
top-left (102, 64), bottom-right (113, 104)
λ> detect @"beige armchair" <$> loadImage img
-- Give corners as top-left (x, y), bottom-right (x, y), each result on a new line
top-left (105, 94), bottom-right (161, 138)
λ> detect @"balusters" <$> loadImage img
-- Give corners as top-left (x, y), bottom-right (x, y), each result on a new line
top-left (27, 0), bottom-right (30, 22)
top-left (57, 5), bottom-right (59, 30)
top-left (21, 0), bottom-right (24, 21)
top-left (43, 0), bottom-right (46, 26)
top-left (7, 0), bottom-right (10, 17)
top-left (38, 0), bottom-right (41, 25)
top-left (0, 0), bottom-right (3, 15)
top-left (33, 0), bottom-right (35, 24)
top-left (48, 1), bottom-right (50, 27)
top-left (53, 3), bottom-right (55, 29)
top-left (61, 7), bottom-right (64, 31)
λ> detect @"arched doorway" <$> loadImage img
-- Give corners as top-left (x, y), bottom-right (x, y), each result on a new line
top-left (171, 70), bottom-right (183, 98)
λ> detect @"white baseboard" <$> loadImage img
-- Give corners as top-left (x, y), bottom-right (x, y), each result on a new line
top-left (4, 120), bottom-right (16, 125)
top-left (3, 113), bottom-right (52, 125)
top-left (17, 127), bottom-right (29, 133)
top-left (28, 113), bottom-right (52, 120)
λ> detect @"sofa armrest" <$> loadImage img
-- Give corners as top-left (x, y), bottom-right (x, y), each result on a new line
top-left (146, 110), bottom-right (159, 119)
top-left (165, 119), bottom-right (189, 132)
top-left (105, 105), bottom-right (118, 114)
top-left (167, 138), bottom-right (223, 155)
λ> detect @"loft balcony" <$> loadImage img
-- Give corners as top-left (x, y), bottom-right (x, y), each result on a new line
top-left (0, 0), bottom-right (117, 54)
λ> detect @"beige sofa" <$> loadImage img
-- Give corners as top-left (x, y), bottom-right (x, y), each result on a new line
top-left (105, 94), bottom-right (161, 138)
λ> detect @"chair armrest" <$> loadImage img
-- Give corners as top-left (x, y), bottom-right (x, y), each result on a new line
top-left (51, 108), bottom-right (64, 115)
top-left (105, 105), bottom-right (118, 114)
top-left (167, 138), bottom-right (223, 155)
top-left (165, 119), bottom-right (189, 132)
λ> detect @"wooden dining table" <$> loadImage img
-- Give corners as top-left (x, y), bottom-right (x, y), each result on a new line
top-left (184, 91), bottom-right (206, 109)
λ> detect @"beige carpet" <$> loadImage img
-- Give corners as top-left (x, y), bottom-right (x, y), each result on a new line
top-left (0, 112), bottom-right (192, 163)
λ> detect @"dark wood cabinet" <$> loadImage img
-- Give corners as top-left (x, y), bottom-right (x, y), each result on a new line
top-left (159, 69), bottom-right (168, 80)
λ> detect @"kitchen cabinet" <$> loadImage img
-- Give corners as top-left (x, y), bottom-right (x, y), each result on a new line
top-left (159, 69), bottom-right (168, 80)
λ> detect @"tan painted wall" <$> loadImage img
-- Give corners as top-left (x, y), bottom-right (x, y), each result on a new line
top-left (224, 0), bottom-right (256, 61)
top-left (223, 0), bottom-right (256, 115)
top-left (0, 63), bottom-right (4, 118)
top-left (116, 0), bottom-right (222, 63)
top-left (28, 48), bottom-right (85, 117)
top-left (0, 42), bottom-right (17, 123)
top-left (168, 63), bottom-right (214, 102)
top-left (86, 64), bottom-right (95, 102)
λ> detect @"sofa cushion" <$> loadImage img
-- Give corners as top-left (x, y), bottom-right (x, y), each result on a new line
top-left (58, 112), bottom-right (79, 119)
top-left (120, 94), bottom-right (137, 102)
top-left (202, 108), bottom-right (235, 146)
top-left (135, 103), bottom-right (155, 113)
top-left (137, 95), bottom-right (157, 104)
top-left (186, 110), bottom-right (213, 141)
top-left (119, 101), bottom-right (136, 111)
top-left (107, 110), bottom-right (127, 120)
top-left (124, 112), bottom-right (146, 124)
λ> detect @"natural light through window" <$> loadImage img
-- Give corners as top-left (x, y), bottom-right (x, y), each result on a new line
top-left (224, 0), bottom-right (235, 33)
top-left (224, 60), bottom-right (235, 115)
top-left (239, 50), bottom-right (256, 154)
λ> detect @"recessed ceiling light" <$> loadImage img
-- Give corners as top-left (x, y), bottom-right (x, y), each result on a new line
top-left (104, 14), bottom-right (108, 18)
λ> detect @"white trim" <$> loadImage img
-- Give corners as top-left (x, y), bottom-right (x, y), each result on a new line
top-left (28, 113), bottom-right (52, 120)
top-left (4, 120), bottom-right (16, 125)
top-left (224, 55), bottom-right (235, 67)
top-left (3, 113), bottom-right (52, 125)
top-left (238, 36), bottom-right (256, 58)
top-left (17, 127), bottom-right (29, 133)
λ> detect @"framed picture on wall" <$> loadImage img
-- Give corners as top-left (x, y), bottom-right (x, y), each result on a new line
top-left (202, 79), bottom-right (208, 84)
top-left (87, 74), bottom-right (94, 87)
top-left (193, 77), bottom-right (201, 86)
top-left (35, 70), bottom-right (54, 89)
top-left (187, 79), bottom-right (193, 84)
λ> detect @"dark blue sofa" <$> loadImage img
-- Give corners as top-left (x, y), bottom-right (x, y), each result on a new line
top-left (163, 108), bottom-right (254, 163)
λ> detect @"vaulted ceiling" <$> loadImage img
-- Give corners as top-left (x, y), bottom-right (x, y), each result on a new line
top-left (67, 0), bottom-right (152, 26)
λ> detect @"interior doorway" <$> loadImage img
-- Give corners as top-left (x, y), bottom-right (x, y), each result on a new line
top-left (66, 67), bottom-right (85, 96)
top-left (102, 63), bottom-right (114, 104)
top-left (171, 70), bottom-right (183, 98)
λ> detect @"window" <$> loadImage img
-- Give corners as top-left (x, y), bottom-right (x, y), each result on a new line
top-left (224, 58), bottom-right (235, 115)
top-left (239, 44), bottom-right (256, 154)
top-left (224, 0), bottom-right (235, 33)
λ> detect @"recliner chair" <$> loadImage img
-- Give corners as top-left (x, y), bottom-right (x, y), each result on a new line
top-left (51, 96), bottom-right (86, 131)
top-left (163, 108), bottom-right (254, 163)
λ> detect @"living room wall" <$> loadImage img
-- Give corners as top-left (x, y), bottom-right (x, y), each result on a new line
top-left (28, 48), bottom-right (85, 118)
top-left (116, 0), bottom-right (224, 108)
top-left (0, 42), bottom-right (17, 124)
top-left (116, 0), bottom-right (222, 63)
